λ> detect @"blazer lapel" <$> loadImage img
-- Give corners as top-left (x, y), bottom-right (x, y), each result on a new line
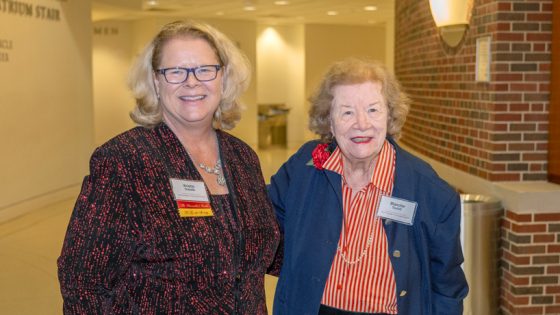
top-left (324, 169), bottom-right (343, 207)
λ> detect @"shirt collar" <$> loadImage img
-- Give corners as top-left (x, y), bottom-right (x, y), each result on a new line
top-left (323, 140), bottom-right (395, 194)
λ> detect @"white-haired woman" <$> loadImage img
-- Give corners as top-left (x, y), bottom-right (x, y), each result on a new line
top-left (269, 58), bottom-right (468, 315)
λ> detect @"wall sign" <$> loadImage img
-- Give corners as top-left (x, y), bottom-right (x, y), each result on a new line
top-left (0, 38), bottom-right (13, 63)
top-left (0, 0), bottom-right (61, 21)
top-left (93, 27), bottom-right (120, 36)
top-left (476, 36), bottom-right (491, 82)
top-left (1, 1), bottom-right (68, 64)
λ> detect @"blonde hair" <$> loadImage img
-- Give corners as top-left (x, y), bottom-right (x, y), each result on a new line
top-left (128, 20), bottom-right (251, 129)
top-left (308, 58), bottom-right (410, 142)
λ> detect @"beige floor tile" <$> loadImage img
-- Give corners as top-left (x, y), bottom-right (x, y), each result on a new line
top-left (0, 200), bottom-right (72, 314)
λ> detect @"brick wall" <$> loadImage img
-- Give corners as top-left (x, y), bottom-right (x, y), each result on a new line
top-left (394, 0), bottom-right (557, 314)
top-left (395, 0), bottom-right (552, 182)
top-left (501, 211), bottom-right (560, 314)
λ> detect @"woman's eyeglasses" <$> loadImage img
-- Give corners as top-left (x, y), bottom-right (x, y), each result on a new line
top-left (157, 65), bottom-right (222, 83)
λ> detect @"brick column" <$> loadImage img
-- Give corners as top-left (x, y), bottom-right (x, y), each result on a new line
top-left (501, 211), bottom-right (560, 314)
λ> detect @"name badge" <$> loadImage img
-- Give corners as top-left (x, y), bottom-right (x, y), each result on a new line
top-left (376, 195), bottom-right (417, 225)
top-left (169, 178), bottom-right (213, 217)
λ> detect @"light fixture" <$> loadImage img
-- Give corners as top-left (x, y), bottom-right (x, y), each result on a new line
top-left (146, 0), bottom-right (158, 6)
top-left (364, 6), bottom-right (377, 11)
top-left (274, 1), bottom-right (289, 5)
top-left (243, 0), bottom-right (256, 11)
top-left (327, 11), bottom-right (338, 16)
top-left (429, 0), bottom-right (474, 47)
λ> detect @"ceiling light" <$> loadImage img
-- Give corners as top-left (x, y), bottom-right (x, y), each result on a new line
top-left (364, 6), bottom-right (377, 11)
top-left (274, 1), bottom-right (289, 5)
top-left (146, 0), bottom-right (158, 6)
top-left (327, 11), bottom-right (338, 16)
top-left (243, 0), bottom-right (256, 11)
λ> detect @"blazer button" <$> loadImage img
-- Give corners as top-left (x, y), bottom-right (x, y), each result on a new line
top-left (393, 250), bottom-right (401, 258)
top-left (400, 290), bottom-right (407, 297)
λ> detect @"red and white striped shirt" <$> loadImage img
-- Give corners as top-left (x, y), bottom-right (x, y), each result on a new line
top-left (320, 140), bottom-right (398, 314)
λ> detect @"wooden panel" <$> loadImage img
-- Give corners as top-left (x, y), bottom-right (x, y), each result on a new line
top-left (549, 2), bottom-right (560, 184)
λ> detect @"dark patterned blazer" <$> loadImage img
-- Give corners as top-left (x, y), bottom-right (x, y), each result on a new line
top-left (58, 123), bottom-right (280, 314)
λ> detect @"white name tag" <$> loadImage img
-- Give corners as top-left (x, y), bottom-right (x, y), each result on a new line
top-left (377, 195), bottom-right (417, 225)
top-left (170, 179), bottom-right (213, 217)
top-left (170, 179), bottom-right (209, 202)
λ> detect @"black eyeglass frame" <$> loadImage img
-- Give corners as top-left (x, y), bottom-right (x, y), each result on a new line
top-left (156, 64), bottom-right (222, 84)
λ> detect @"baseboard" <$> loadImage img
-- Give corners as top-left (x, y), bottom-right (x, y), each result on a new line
top-left (0, 184), bottom-right (81, 224)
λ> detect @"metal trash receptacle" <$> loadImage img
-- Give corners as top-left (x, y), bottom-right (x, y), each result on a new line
top-left (461, 194), bottom-right (503, 315)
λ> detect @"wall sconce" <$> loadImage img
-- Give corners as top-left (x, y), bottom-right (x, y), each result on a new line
top-left (429, 0), bottom-right (474, 47)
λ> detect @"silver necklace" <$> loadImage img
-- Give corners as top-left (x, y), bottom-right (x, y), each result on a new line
top-left (199, 158), bottom-right (226, 186)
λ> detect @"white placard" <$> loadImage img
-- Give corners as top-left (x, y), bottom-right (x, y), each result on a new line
top-left (476, 36), bottom-right (491, 82)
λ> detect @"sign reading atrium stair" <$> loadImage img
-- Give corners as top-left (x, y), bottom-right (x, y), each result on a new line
top-left (0, 0), bottom-right (61, 21)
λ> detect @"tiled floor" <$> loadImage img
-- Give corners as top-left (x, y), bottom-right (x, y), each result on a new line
top-left (0, 146), bottom-right (297, 315)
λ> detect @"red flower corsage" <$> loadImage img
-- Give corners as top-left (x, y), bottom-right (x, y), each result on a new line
top-left (308, 143), bottom-right (331, 170)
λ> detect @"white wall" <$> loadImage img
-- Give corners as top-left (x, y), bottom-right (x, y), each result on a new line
top-left (385, 18), bottom-right (395, 72)
top-left (206, 19), bottom-right (258, 148)
top-left (305, 23), bottom-right (386, 98)
top-left (257, 24), bottom-right (305, 149)
top-left (0, 1), bottom-right (93, 215)
top-left (93, 21), bottom-right (136, 146)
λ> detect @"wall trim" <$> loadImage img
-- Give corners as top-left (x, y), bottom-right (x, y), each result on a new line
top-left (399, 142), bottom-right (560, 214)
top-left (0, 184), bottom-right (81, 224)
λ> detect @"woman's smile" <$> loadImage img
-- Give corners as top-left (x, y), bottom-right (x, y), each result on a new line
top-left (178, 94), bottom-right (206, 102)
top-left (350, 136), bottom-right (373, 144)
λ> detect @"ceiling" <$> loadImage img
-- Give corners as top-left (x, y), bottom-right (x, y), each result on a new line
top-left (92, 0), bottom-right (395, 26)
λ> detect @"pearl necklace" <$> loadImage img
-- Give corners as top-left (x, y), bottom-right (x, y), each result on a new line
top-left (199, 158), bottom-right (226, 186)
top-left (336, 232), bottom-right (374, 265)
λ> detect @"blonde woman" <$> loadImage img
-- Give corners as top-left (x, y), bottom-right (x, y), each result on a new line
top-left (58, 20), bottom-right (280, 314)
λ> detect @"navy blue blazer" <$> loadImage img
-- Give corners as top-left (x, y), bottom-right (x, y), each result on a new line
top-left (268, 138), bottom-right (468, 315)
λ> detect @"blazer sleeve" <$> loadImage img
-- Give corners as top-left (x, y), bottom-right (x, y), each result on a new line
top-left (267, 161), bottom-right (291, 232)
top-left (267, 143), bottom-right (311, 277)
top-left (265, 158), bottom-right (291, 277)
top-left (57, 147), bottom-right (135, 314)
top-left (267, 142), bottom-right (312, 232)
top-left (429, 192), bottom-right (469, 315)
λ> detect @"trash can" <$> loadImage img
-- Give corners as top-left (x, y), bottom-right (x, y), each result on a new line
top-left (258, 104), bottom-right (289, 149)
top-left (461, 194), bottom-right (503, 315)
